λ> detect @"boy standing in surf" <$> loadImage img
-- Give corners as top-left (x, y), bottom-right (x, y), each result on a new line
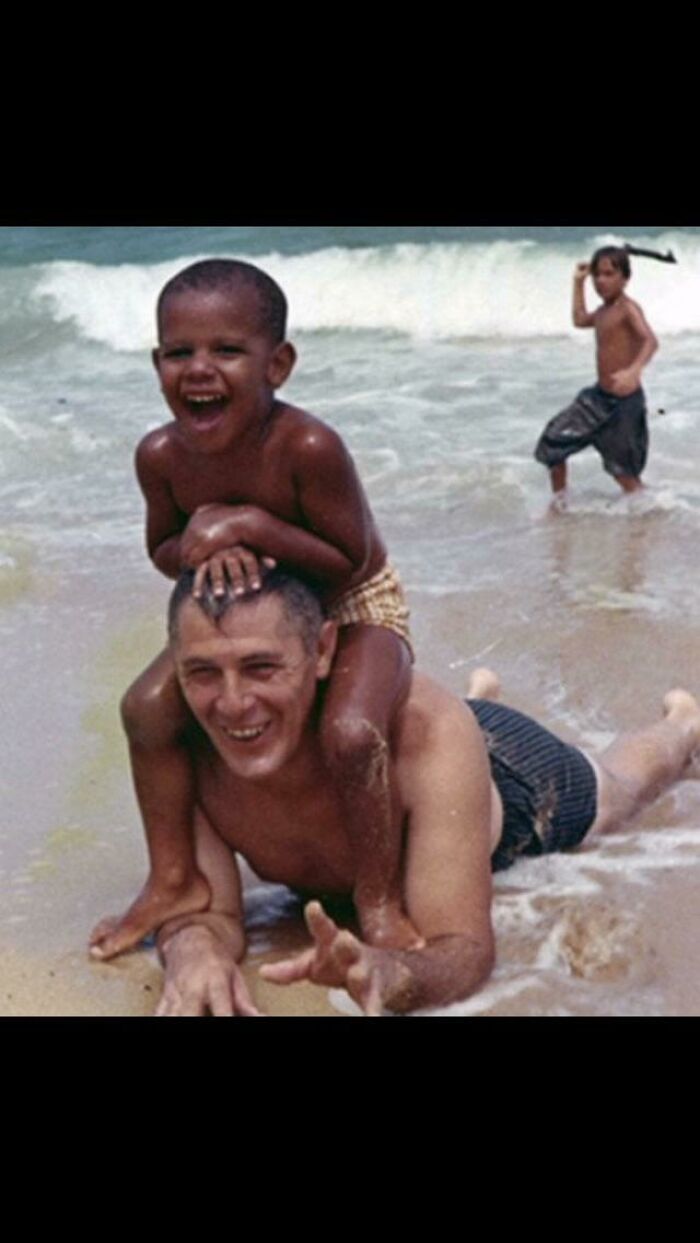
top-left (535, 245), bottom-right (661, 504)
top-left (90, 258), bottom-right (418, 959)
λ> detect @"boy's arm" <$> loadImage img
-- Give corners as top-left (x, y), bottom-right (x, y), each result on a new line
top-left (181, 425), bottom-right (374, 589)
top-left (135, 433), bottom-right (188, 579)
top-left (572, 262), bottom-right (596, 328)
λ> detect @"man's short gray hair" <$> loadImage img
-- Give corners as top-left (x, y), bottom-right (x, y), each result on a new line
top-left (168, 567), bottom-right (326, 653)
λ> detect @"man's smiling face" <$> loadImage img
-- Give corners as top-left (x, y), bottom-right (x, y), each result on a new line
top-left (173, 592), bottom-right (336, 781)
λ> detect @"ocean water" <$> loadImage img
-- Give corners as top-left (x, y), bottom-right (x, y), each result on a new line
top-left (3, 224), bottom-right (700, 1016)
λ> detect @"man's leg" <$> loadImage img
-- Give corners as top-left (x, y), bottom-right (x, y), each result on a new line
top-left (589, 689), bottom-right (700, 835)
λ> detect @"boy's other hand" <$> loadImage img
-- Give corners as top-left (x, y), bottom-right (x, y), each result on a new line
top-left (574, 262), bottom-right (591, 281)
top-left (608, 367), bottom-right (640, 397)
top-left (181, 503), bottom-right (250, 565)
top-left (192, 547), bottom-right (276, 599)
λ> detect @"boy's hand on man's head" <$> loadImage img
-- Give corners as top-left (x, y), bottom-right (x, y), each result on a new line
top-left (193, 548), bottom-right (276, 599)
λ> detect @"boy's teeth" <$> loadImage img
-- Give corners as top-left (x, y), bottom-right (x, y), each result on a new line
top-left (223, 725), bottom-right (265, 740)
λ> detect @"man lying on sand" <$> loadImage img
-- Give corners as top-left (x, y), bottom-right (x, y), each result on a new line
top-left (137, 566), bottom-right (700, 1016)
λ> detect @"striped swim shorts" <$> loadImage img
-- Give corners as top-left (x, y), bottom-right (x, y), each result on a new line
top-left (467, 698), bottom-right (598, 872)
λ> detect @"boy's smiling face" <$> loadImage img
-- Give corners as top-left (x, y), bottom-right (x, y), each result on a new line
top-left (153, 285), bottom-right (295, 453)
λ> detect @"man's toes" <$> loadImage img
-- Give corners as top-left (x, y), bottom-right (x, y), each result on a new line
top-left (88, 920), bottom-right (141, 961)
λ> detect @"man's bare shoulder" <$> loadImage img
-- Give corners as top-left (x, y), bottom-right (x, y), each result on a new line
top-left (395, 673), bottom-right (483, 763)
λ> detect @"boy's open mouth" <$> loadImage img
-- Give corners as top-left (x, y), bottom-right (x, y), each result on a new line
top-left (185, 394), bottom-right (228, 420)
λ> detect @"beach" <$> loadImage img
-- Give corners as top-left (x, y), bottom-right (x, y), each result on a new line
top-left (3, 224), bottom-right (700, 1017)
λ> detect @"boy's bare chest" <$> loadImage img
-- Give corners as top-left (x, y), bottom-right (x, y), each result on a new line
top-left (595, 302), bottom-right (633, 345)
top-left (170, 447), bottom-right (299, 520)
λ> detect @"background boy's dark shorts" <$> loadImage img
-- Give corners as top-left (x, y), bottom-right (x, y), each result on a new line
top-left (534, 385), bottom-right (648, 478)
top-left (467, 698), bottom-right (598, 872)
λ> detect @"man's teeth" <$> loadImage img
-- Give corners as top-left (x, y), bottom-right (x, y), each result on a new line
top-left (223, 725), bottom-right (266, 741)
top-left (188, 395), bottom-right (223, 404)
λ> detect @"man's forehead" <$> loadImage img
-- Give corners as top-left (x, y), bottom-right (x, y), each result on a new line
top-left (173, 593), bottom-right (303, 650)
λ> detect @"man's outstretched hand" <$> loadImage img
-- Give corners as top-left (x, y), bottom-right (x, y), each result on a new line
top-left (259, 901), bottom-right (390, 1016)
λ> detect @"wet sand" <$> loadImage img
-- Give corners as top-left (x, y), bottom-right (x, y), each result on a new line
top-left (0, 565), bottom-right (342, 1018)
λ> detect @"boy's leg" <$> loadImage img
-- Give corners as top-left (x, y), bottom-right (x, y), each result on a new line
top-left (320, 624), bottom-right (418, 949)
top-left (614, 474), bottom-right (644, 494)
top-left (594, 392), bottom-right (648, 495)
top-left (589, 689), bottom-right (700, 836)
top-left (89, 647), bottom-right (209, 960)
top-left (535, 387), bottom-right (618, 500)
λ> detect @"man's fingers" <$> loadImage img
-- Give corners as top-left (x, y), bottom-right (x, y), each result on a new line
top-left (231, 970), bottom-right (262, 1016)
top-left (347, 961), bottom-right (384, 1017)
top-left (208, 982), bottom-right (236, 1017)
top-left (156, 990), bottom-right (179, 1017)
top-left (259, 948), bottom-right (316, 985)
top-left (304, 900), bottom-right (341, 950)
top-left (156, 979), bottom-right (187, 1017)
top-left (330, 930), bottom-right (363, 972)
top-left (179, 994), bottom-right (207, 1017)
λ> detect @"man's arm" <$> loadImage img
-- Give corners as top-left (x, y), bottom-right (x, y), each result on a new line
top-left (572, 262), bottom-right (596, 328)
top-left (156, 809), bottom-right (259, 1017)
top-left (262, 685), bottom-right (497, 1013)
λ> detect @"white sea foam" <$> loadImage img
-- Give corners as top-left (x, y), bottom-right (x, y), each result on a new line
top-left (26, 231), bottom-right (700, 350)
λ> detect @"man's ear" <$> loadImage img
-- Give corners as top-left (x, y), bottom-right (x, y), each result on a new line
top-left (315, 620), bottom-right (338, 680)
top-left (151, 347), bottom-right (161, 376)
top-left (268, 341), bottom-right (296, 390)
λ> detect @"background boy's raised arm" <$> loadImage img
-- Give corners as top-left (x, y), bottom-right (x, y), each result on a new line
top-left (572, 261), bottom-right (596, 328)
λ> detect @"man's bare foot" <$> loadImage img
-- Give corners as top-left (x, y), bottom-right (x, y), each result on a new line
top-left (662, 689), bottom-right (700, 771)
top-left (466, 667), bottom-right (501, 701)
top-left (89, 871), bottom-right (211, 961)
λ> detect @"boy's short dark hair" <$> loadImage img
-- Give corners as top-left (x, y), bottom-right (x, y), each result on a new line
top-left (157, 258), bottom-right (288, 344)
top-left (168, 566), bottom-right (325, 653)
top-left (590, 246), bottom-right (631, 280)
